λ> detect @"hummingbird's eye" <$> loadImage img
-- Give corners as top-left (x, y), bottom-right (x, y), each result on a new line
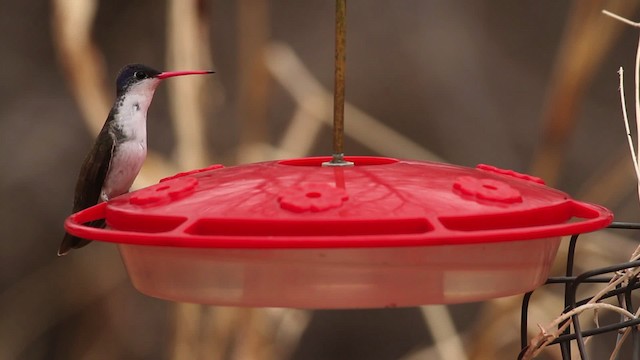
top-left (134, 71), bottom-right (147, 80)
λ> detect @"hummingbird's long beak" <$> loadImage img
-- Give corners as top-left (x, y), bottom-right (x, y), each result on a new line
top-left (157, 70), bottom-right (215, 79)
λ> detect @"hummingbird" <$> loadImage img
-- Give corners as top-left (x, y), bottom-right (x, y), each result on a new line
top-left (58, 64), bottom-right (214, 256)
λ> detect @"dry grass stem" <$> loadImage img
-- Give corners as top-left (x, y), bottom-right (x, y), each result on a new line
top-left (164, 1), bottom-right (220, 357)
top-left (170, 303), bottom-right (203, 360)
top-left (165, 4), bottom-right (214, 359)
top-left (269, 309), bottom-right (311, 360)
top-left (278, 107), bottom-right (325, 157)
top-left (420, 305), bottom-right (468, 360)
top-left (166, 0), bottom-right (214, 170)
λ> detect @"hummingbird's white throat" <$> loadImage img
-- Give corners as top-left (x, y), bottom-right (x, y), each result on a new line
top-left (101, 77), bottom-right (161, 201)
top-left (116, 78), bottom-right (162, 142)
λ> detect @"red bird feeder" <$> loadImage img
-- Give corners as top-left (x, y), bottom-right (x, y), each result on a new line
top-left (64, 1), bottom-right (613, 309)
top-left (65, 156), bottom-right (612, 308)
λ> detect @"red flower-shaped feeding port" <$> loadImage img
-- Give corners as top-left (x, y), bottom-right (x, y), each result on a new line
top-left (130, 177), bottom-right (199, 206)
top-left (453, 176), bottom-right (523, 204)
top-left (278, 183), bottom-right (349, 212)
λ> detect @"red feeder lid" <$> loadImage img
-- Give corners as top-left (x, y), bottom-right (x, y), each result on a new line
top-left (65, 156), bottom-right (613, 248)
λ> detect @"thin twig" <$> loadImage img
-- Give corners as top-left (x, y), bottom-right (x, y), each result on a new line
top-left (617, 67), bottom-right (640, 184)
top-left (609, 327), bottom-right (631, 360)
top-left (523, 303), bottom-right (637, 359)
top-left (603, 10), bottom-right (640, 28)
top-left (635, 33), bottom-right (640, 202)
top-left (608, 285), bottom-right (640, 360)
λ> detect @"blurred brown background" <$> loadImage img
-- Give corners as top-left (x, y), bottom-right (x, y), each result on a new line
top-left (3, 0), bottom-right (640, 359)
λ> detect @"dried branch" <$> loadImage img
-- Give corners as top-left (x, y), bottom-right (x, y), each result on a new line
top-left (522, 252), bottom-right (640, 359)
top-left (522, 303), bottom-right (636, 359)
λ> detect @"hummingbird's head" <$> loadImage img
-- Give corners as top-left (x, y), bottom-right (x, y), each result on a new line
top-left (115, 63), bottom-right (214, 97)
top-left (115, 64), bottom-right (162, 97)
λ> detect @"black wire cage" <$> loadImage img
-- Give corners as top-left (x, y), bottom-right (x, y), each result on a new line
top-left (519, 221), bottom-right (640, 360)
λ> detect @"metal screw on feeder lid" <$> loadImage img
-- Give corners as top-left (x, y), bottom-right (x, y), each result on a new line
top-left (322, 153), bottom-right (354, 167)
top-left (323, 0), bottom-right (353, 168)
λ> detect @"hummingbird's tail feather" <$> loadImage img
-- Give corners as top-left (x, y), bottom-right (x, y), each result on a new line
top-left (58, 219), bottom-right (105, 256)
top-left (58, 234), bottom-right (91, 256)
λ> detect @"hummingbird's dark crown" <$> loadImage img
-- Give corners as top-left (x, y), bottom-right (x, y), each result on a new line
top-left (115, 64), bottom-right (161, 95)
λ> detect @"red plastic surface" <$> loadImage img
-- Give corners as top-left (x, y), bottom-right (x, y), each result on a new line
top-left (65, 156), bottom-right (613, 249)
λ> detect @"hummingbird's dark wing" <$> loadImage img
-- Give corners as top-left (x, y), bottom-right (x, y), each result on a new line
top-left (58, 124), bottom-right (116, 256)
top-left (71, 125), bottom-right (116, 213)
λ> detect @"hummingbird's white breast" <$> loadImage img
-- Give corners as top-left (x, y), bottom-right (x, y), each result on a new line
top-left (101, 78), bottom-right (161, 201)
